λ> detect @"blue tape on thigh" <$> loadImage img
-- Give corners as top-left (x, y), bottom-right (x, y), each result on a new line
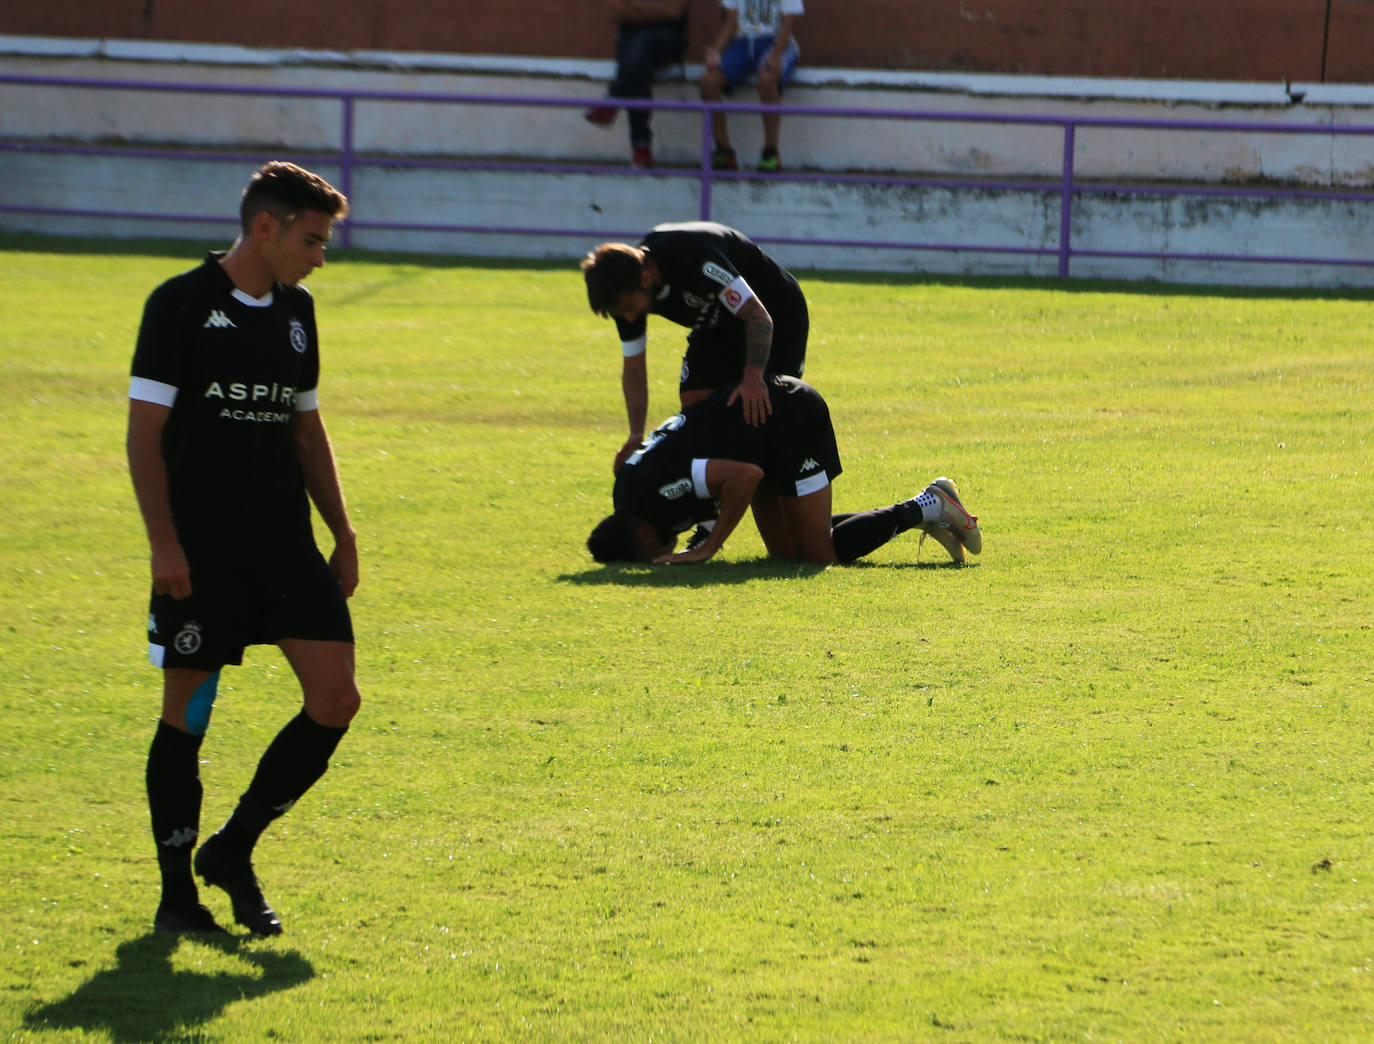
top-left (184, 670), bottom-right (221, 736)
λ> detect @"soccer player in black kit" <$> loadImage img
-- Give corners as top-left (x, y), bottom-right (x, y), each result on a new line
top-left (128, 162), bottom-right (361, 936)
top-left (581, 221), bottom-right (810, 474)
top-left (587, 376), bottom-right (983, 566)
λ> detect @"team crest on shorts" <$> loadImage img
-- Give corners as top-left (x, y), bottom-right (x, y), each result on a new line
top-left (174, 621), bottom-right (204, 655)
top-left (289, 319), bottom-right (308, 354)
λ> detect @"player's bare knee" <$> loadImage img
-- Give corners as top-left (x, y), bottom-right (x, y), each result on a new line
top-left (307, 682), bottom-right (361, 728)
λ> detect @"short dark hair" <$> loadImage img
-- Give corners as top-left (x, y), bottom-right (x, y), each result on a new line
top-left (240, 161), bottom-right (349, 234)
top-left (587, 512), bottom-right (644, 563)
top-left (580, 243), bottom-right (645, 317)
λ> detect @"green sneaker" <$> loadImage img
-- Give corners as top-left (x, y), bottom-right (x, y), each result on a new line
top-left (756, 152), bottom-right (783, 173)
top-left (711, 146), bottom-right (738, 171)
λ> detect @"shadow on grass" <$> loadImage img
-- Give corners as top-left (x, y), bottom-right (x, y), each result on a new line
top-left (560, 557), bottom-right (973, 586)
top-left (22, 931), bottom-right (313, 1043)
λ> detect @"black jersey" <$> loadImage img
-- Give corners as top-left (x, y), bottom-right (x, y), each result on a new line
top-left (613, 377), bottom-right (843, 540)
top-left (613, 222), bottom-right (807, 347)
top-left (130, 253), bottom-right (321, 568)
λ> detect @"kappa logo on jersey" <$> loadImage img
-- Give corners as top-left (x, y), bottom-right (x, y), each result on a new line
top-left (800, 458), bottom-right (821, 472)
top-left (288, 318), bottom-right (308, 354)
top-left (174, 621), bottom-right (203, 655)
top-left (701, 261), bottom-right (734, 287)
top-left (658, 478), bottom-right (693, 500)
top-left (203, 309), bottom-right (237, 329)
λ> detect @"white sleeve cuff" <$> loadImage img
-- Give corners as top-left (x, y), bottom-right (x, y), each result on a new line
top-left (295, 388), bottom-right (319, 411)
top-left (621, 335), bottom-right (647, 358)
top-left (691, 458), bottom-right (711, 499)
top-left (128, 376), bottom-right (178, 407)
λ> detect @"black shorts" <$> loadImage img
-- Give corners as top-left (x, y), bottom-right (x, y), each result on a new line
top-left (680, 308), bottom-right (809, 393)
top-left (761, 377), bottom-right (843, 497)
top-left (147, 550), bottom-right (353, 671)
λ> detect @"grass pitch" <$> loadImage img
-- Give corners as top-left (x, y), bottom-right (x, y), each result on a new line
top-left (1, 234), bottom-right (1371, 1042)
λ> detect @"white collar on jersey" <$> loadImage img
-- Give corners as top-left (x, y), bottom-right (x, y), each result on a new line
top-left (231, 287), bottom-right (274, 308)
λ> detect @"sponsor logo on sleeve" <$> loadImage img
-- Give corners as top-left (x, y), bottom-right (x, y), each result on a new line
top-left (701, 261), bottom-right (734, 286)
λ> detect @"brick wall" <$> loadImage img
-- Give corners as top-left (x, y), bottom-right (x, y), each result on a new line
top-left (3, 1), bottom-right (1369, 81)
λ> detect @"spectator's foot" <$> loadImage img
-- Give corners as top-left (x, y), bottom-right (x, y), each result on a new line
top-left (711, 146), bottom-right (739, 171)
top-left (194, 834), bottom-right (283, 936)
top-left (584, 106), bottom-right (616, 128)
top-left (632, 146), bottom-right (655, 169)
top-left (757, 149), bottom-right (783, 173)
top-left (153, 898), bottom-right (230, 935)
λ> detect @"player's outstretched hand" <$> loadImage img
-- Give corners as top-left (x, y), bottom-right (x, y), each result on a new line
top-left (653, 543), bottom-right (715, 565)
top-left (727, 374), bottom-right (772, 427)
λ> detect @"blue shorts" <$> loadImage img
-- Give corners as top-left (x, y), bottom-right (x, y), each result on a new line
top-left (718, 35), bottom-right (800, 91)
top-left (147, 550), bottom-right (353, 671)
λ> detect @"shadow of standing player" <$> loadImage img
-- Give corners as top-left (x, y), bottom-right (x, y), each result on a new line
top-left (23, 931), bottom-right (314, 1042)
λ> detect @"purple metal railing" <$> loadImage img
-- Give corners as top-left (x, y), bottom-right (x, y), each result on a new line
top-left (4, 72), bottom-right (1374, 276)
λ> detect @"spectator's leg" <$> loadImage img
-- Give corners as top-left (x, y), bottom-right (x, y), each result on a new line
top-left (700, 66), bottom-right (732, 150)
top-left (757, 64), bottom-right (783, 152)
top-left (611, 25), bottom-right (683, 149)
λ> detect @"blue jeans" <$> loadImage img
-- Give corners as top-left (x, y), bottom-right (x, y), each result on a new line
top-left (609, 22), bottom-right (687, 148)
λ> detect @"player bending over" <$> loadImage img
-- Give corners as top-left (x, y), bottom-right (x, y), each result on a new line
top-left (587, 376), bottom-right (982, 565)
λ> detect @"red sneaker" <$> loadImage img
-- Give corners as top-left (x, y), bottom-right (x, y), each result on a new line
top-left (584, 106), bottom-right (616, 128)
top-left (632, 146), bottom-right (655, 169)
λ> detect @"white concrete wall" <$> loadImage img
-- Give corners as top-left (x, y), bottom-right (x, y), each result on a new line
top-left (3, 35), bottom-right (1373, 286)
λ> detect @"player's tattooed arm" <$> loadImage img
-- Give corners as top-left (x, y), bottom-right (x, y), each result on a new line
top-left (739, 296), bottom-right (774, 372)
top-left (728, 296), bottom-right (775, 427)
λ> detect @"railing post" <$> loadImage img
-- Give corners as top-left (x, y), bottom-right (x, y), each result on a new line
top-left (700, 100), bottom-right (714, 222)
top-left (1058, 121), bottom-right (1075, 278)
top-left (339, 95), bottom-right (355, 249)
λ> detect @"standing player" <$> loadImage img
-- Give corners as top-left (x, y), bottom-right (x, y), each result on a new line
top-left (128, 161), bottom-right (361, 936)
top-left (587, 376), bottom-right (982, 565)
top-left (581, 221), bottom-right (810, 474)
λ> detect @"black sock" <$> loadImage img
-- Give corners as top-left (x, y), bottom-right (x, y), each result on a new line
top-left (831, 501), bottom-right (924, 563)
top-left (146, 720), bottom-right (204, 902)
top-left (215, 712), bottom-right (348, 856)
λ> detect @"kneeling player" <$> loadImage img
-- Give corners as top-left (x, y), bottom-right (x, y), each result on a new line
top-left (587, 377), bottom-right (982, 565)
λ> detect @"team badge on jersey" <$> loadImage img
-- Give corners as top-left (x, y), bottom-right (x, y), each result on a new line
top-left (174, 621), bottom-right (204, 655)
top-left (289, 318), bottom-right (308, 354)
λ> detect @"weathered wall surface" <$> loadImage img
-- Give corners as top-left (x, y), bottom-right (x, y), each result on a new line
top-left (2, 1), bottom-right (1370, 82)
top-left (4, 44), bottom-right (1372, 287)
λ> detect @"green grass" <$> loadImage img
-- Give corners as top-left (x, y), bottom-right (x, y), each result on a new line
top-left (2, 233), bottom-right (1371, 1042)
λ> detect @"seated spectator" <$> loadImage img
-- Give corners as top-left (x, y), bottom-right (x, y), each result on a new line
top-left (585, 0), bottom-right (692, 169)
top-left (699, 0), bottom-right (803, 172)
